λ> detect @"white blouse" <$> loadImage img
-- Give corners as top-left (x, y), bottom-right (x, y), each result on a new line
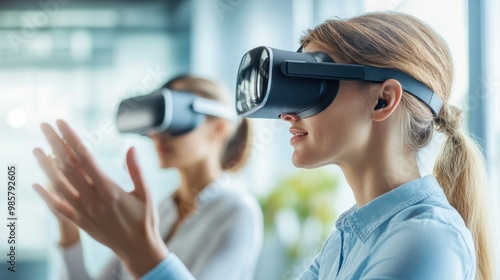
top-left (60, 176), bottom-right (263, 280)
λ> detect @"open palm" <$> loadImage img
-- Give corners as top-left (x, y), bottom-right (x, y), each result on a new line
top-left (33, 120), bottom-right (168, 278)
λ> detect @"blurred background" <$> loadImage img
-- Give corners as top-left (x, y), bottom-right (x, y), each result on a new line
top-left (0, 0), bottom-right (498, 279)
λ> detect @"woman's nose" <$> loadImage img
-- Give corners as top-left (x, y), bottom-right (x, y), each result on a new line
top-left (148, 132), bottom-right (171, 140)
top-left (280, 113), bottom-right (299, 122)
top-left (148, 132), bottom-right (160, 139)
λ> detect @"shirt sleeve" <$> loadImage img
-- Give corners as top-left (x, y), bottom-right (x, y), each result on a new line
top-left (360, 218), bottom-right (475, 280)
top-left (60, 240), bottom-right (93, 280)
top-left (297, 254), bottom-right (321, 280)
top-left (297, 229), bottom-right (336, 280)
top-left (141, 254), bottom-right (196, 280)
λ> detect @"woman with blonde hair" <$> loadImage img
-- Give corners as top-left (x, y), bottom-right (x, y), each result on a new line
top-left (35, 75), bottom-right (262, 280)
top-left (290, 12), bottom-right (493, 280)
top-left (34, 12), bottom-right (493, 280)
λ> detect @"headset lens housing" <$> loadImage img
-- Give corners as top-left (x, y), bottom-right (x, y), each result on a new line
top-left (236, 47), bottom-right (270, 116)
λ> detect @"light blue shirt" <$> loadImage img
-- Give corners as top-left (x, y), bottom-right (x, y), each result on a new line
top-left (298, 175), bottom-right (476, 280)
top-left (143, 175), bottom-right (476, 280)
top-left (143, 254), bottom-right (195, 280)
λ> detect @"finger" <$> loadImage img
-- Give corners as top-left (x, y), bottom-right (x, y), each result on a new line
top-left (56, 120), bottom-right (120, 201)
top-left (40, 123), bottom-right (82, 173)
top-left (56, 120), bottom-right (121, 203)
top-left (55, 119), bottom-right (104, 182)
top-left (33, 148), bottom-right (80, 206)
top-left (126, 147), bottom-right (149, 202)
top-left (41, 182), bottom-right (76, 222)
top-left (47, 156), bottom-right (95, 204)
top-left (33, 183), bottom-right (78, 223)
top-left (41, 124), bottom-right (95, 198)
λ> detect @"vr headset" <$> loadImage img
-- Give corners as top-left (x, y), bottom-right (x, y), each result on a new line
top-left (235, 46), bottom-right (443, 118)
top-left (116, 89), bottom-right (235, 136)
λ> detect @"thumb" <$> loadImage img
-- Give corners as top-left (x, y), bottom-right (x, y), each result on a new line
top-left (126, 147), bottom-right (149, 202)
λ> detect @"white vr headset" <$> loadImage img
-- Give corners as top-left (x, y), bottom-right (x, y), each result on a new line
top-left (116, 89), bottom-right (236, 136)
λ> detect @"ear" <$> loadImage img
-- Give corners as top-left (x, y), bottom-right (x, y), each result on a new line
top-left (372, 79), bottom-right (403, 122)
top-left (208, 118), bottom-right (230, 141)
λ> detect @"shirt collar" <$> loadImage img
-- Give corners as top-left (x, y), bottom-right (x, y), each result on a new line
top-left (336, 175), bottom-right (446, 242)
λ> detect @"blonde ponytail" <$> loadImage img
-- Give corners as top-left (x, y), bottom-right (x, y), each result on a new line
top-left (301, 12), bottom-right (494, 279)
top-left (434, 105), bottom-right (493, 280)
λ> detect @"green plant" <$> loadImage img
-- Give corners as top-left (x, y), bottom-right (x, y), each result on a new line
top-left (259, 168), bottom-right (339, 261)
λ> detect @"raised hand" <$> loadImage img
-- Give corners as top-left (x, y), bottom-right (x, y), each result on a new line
top-left (33, 120), bottom-right (168, 278)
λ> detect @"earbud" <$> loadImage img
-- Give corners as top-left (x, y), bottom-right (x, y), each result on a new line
top-left (374, 99), bottom-right (387, 110)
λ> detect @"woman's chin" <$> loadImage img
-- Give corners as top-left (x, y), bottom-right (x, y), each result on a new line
top-left (292, 153), bottom-right (327, 169)
top-left (292, 154), bottom-right (314, 168)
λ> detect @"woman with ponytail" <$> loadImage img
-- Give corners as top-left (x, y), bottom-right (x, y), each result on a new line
top-left (35, 75), bottom-right (262, 280)
top-left (287, 12), bottom-right (493, 280)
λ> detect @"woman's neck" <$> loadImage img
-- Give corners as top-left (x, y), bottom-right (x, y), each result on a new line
top-left (164, 160), bottom-right (223, 243)
top-left (341, 160), bottom-right (421, 207)
top-left (175, 160), bottom-right (223, 210)
top-left (339, 132), bottom-right (421, 207)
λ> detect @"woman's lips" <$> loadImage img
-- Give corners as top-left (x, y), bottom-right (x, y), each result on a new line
top-left (289, 128), bottom-right (308, 145)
